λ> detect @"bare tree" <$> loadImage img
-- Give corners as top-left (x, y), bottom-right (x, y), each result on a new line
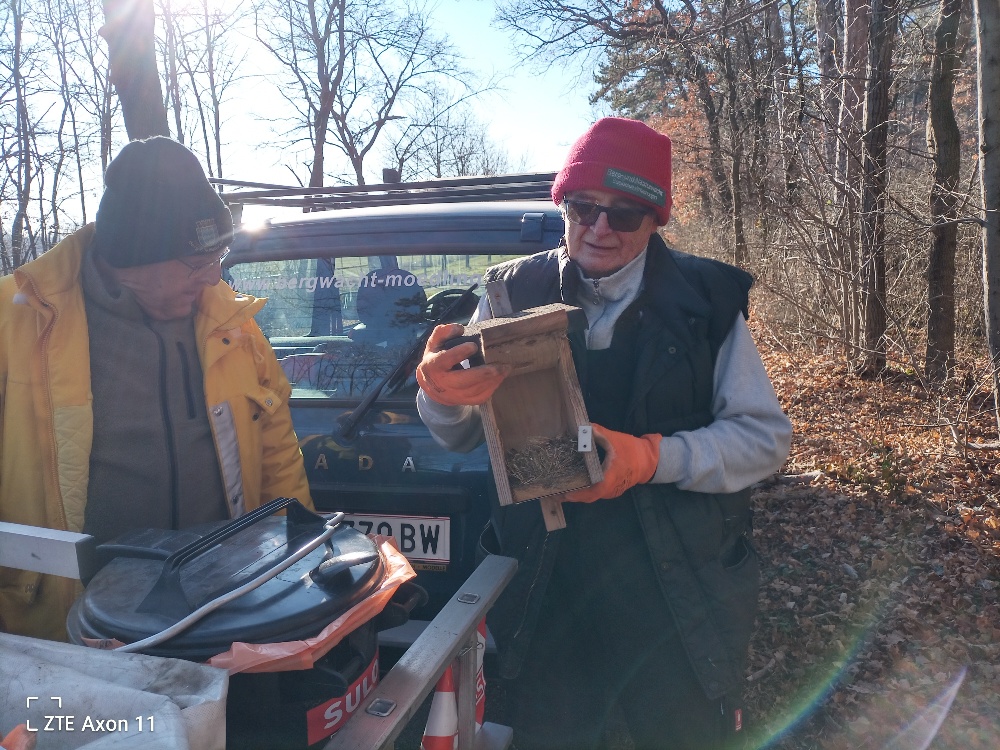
top-left (4, 0), bottom-right (39, 272)
top-left (3, 0), bottom-right (991, 396)
top-left (974, 0), bottom-right (1000, 433)
top-left (101, 0), bottom-right (169, 139)
top-left (925, 0), bottom-right (966, 382)
top-left (255, 0), bottom-right (466, 187)
top-left (719, 0), bottom-right (749, 266)
top-left (835, 0), bottom-right (869, 359)
top-left (856, 0), bottom-right (900, 376)
top-left (255, 0), bottom-right (346, 188)
top-left (2, 0), bottom-right (117, 272)
top-left (36, 0), bottom-right (87, 242)
top-left (160, 0), bottom-right (185, 141)
top-left (584, 2), bottom-right (740, 222)
top-left (329, 3), bottom-right (465, 185)
top-left (195, 0), bottom-right (243, 178)
top-left (769, 0), bottom-right (807, 205)
top-left (502, 1), bottom-right (741, 230)
top-left (160, 0), bottom-right (246, 177)
top-left (384, 84), bottom-right (517, 180)
top-left (814, 0), bottom-right (843, 167)
top-left (66, 0), bottom-right (117, 173)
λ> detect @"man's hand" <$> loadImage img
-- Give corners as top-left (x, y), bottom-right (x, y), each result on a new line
top-left (416, 324), bottom-right (511, 406)
top-left (563, 424), bottom-right (661, 503)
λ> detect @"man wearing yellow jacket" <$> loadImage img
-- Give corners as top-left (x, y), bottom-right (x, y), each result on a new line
top-left (0, 137), bottom-right (312, 641)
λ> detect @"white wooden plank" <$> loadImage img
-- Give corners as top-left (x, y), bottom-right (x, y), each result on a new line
top-left (540, 498), bottom-right (567, 531)
top-left (0, 522), bottom-right (97, 581)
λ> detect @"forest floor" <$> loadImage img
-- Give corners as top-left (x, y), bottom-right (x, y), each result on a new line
top-left (413, 326), bottom-right (1000, 750)
top-left (742, 326), bottom-right (1000, 749)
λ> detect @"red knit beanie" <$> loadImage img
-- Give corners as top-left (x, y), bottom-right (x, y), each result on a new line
top-left (552, 117), bottom-right (673, 225)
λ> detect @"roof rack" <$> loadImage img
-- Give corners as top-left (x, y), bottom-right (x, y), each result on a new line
top-left (209, 172), bottom-right (557, 210)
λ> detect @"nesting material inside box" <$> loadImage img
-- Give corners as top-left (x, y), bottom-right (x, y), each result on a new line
top-left (506, 435), bottom-right (585, 490)
top-left (463, 293), bottom-right (603, 530)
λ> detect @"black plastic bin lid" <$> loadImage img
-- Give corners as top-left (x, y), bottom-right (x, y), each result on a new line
top-left (67, 506), bottom-right (384, 661)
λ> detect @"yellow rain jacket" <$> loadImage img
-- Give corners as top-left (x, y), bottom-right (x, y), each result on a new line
top-left (0, 225), bottom-right (313, 640)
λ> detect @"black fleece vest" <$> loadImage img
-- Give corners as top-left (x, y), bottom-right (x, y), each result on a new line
top-left (480, 235), bottom-right (758, 700)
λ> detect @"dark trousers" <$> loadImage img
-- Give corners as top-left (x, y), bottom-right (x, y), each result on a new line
top-left (502, 499), bottom-right (744, 750)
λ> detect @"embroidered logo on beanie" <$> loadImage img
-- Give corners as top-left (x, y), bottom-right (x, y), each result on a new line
top-left (603, 168), bottom-right (666, 207)
top-left (552, 117), bottom-right (673, 225)
top-left (194, 218), bottom-right (223, 253)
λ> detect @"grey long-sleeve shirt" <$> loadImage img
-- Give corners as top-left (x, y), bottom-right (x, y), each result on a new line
top-left (416, 249), bottom-right (792, 494)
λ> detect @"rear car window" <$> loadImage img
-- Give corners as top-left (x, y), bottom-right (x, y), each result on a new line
top-left (227, 253), bottom-right (525, 398)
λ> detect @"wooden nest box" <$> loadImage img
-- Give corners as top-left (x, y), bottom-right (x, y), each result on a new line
top-left (462, 282), bottom-right (603, 530)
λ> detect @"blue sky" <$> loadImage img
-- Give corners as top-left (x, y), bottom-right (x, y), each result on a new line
top-left (429, 0), bottom-right (605, 173)
top-left (221, 0), bottom-right (605, 196)
top-left (66, 1), bottom-right (606, 227)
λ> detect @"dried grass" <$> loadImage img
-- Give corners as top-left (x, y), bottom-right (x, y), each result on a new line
top-left (505, 436), bottom-right (585, 489)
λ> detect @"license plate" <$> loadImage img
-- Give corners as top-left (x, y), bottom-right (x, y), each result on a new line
top-left (342, 514), bottom-right (450, 563)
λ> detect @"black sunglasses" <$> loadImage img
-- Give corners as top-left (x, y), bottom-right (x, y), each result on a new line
top-left (563, 199), bottom-right (651, 233)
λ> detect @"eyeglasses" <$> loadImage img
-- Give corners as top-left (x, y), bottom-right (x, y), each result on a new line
top-left (178, 248), bottom-right (230, 277)
top-left (563, 199), bottom-right (651, 233)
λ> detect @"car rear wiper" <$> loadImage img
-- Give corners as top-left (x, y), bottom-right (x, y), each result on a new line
top-left (340, 283), bottom-right (479, 439)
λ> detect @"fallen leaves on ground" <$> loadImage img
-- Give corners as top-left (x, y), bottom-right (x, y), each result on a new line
top-left (744, 336), bottom-right (1000, 749)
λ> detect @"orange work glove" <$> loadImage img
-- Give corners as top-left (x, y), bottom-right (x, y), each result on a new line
top-left (416, 323), bottom-right (511, 406)
top-left (1, 725), bottom-right (36, 750)
top-left (563, 424), bottom-right (662, 503)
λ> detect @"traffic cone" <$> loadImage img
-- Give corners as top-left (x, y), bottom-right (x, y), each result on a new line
top-left (421, 665), bottom-right (458, 750)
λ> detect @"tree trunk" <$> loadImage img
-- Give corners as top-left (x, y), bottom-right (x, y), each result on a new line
top-left (310, 111), bottom-right (332, 189)
top-left (101, 0), bottom-right (169, 140)
top-left (689, 64), bottom-right (734, 216)
top-left (162, 0), bottom-right (184, 141)
top-left (925, 0), bottom-right (965, 382)
top-left (781, 0), bottom-right (808, 203)
top-left (838, 0), bottom-right (869, 360)
top-left (814, 0), bottom-right (843, 168)
top-left (974, 0), bottom-right (1000, 435)
top-left (652, 9), bottom-right (734, 217)
top-left (857, 0), bottom-right (900, 376)
top-left (202, 0), bottom-right (224, 179)
top-left (837, 0), bottom-right (869, 185)
top-left (812, 0), bottom-right (851, 353)
top-left (309, 0), bottom-right (347, 189)
top-left (720, 0), bottom-right (748, 268)
top-left (10, 0), bottom-right (34, 271)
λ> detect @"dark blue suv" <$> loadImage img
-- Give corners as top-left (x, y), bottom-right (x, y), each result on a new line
top-left (219, 176), bottom-right (564, 641)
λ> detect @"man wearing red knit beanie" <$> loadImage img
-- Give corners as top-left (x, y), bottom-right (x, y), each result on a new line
top-left (417, 117), bottom-right (791, 749)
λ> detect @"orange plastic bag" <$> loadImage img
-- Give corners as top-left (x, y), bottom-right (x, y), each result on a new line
top-left (0, 725), bottom-right (35, 750)
top-left (208, 536), bottom-right (415, 674)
